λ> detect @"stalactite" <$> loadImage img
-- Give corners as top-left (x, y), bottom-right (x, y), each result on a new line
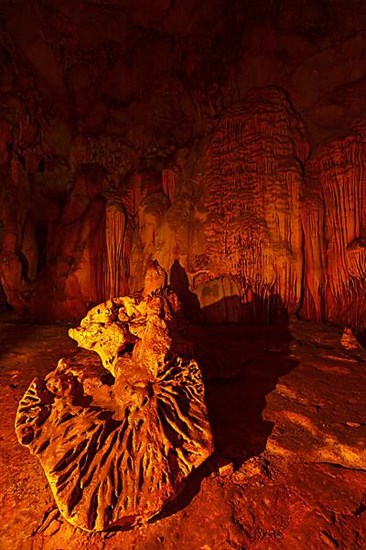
top-left (104, 198), bottom-right (128, 299)
top-left (162, 169), bottom-right (177, 202)
top-left (202, 87), bottom-right (309, 321)
top-left (303, 129), bottom-right (366, 328)
top-left (300, 181), bottom-right (326, 321)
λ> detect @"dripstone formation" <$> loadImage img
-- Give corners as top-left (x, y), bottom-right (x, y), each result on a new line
top-left (15, 263), bottom-right (213, 532)
top-left (2, 0), bottom-right (366, 330)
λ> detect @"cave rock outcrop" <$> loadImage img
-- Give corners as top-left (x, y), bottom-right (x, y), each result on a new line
top-left (15, 263), bottom-right (213, 532)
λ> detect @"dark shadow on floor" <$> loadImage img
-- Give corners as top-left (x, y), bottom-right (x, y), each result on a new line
top-left (0, 311), bottom-right (77, 376)
top-left (170, 260), bottom-right (203, 324)
top-left (153, 277), bottom-right (298, 522)
top-left (0, 311), bottom-right (39, 360)
top-left (357, 328), bottom-right (366, 348)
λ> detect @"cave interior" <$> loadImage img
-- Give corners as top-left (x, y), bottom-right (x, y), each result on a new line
top-left (0, 1), bottom-right (366, 549)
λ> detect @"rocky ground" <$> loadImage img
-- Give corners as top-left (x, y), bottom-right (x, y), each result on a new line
top-left (0, 312), bottom-right (365, 550)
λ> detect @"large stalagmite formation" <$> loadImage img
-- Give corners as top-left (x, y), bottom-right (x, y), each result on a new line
top-left (15, 264), bottom-right (213, 531)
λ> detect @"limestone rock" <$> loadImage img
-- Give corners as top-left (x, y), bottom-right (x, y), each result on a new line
top-left (302, 127), bottom-right (366, 328)
top-left (1, 0), bottom-right (366, 331)
top-left (15, 269), bottom-right (213, 531)
top-left (201, 88), bottom-right (309, 321)
top-left (340, 327), bottom-right (362, 350)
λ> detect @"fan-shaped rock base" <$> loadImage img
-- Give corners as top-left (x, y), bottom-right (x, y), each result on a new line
top-left (15, 267), bottom-right (213, 532)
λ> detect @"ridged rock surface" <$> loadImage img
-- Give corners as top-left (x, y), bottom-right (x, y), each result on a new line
top-left (199, 88), bottom-right (309, 322)
top-left (1, 0), bottom-right (366, 329)
top-left (302, 127), bottom-right (366, 328)
top-left (15, 268), bottom-right (213, 531)
top-left (1, 81), bottom-right (366, 329)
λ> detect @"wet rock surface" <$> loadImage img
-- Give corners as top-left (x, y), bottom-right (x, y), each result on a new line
top-left (1, 313), bottom-right (366, 549)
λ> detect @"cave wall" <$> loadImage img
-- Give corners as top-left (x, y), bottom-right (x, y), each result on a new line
top-left (302, 128), bottom-right (366, 328)
top-left (0, 0), bottom-right (365, 327)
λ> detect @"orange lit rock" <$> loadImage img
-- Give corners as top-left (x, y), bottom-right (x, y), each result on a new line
top-left (200, 88), bottom-right (309, 321)
top-left (340, 327), bottom-right (362, 350)
top-left (0, 0), bottom-right (366, 332)
top-left (302, 128), bottom-right (366, 328)
top-left (104, 198), bottom-right (128, 299)
top-left (15, 265), bottom-right (213, 531)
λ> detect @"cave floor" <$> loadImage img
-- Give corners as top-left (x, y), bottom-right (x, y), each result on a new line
top-left (0, 313), bottom-right (365, 550)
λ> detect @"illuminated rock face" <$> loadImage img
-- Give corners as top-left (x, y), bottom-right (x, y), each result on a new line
top-left (1, 90), bottom-right (366, 328)
top-left (15, 264), bottom-right (213, 531)
top-left (2, 101), bottom-right (366, 328)
top-left (1, 1), bottom-right (366, 329)
top-left (301, 128), bottom-right (366, 328)
top-left (200, 88), bottom-right (309, 322)
top-left (127, 89), bottom-right (310, 324)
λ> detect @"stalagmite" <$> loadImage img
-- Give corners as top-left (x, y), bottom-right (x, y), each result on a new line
top-left (340, 327), bottom-right (362, 350)
top-left (15, 263), bottom-right (213, 532)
